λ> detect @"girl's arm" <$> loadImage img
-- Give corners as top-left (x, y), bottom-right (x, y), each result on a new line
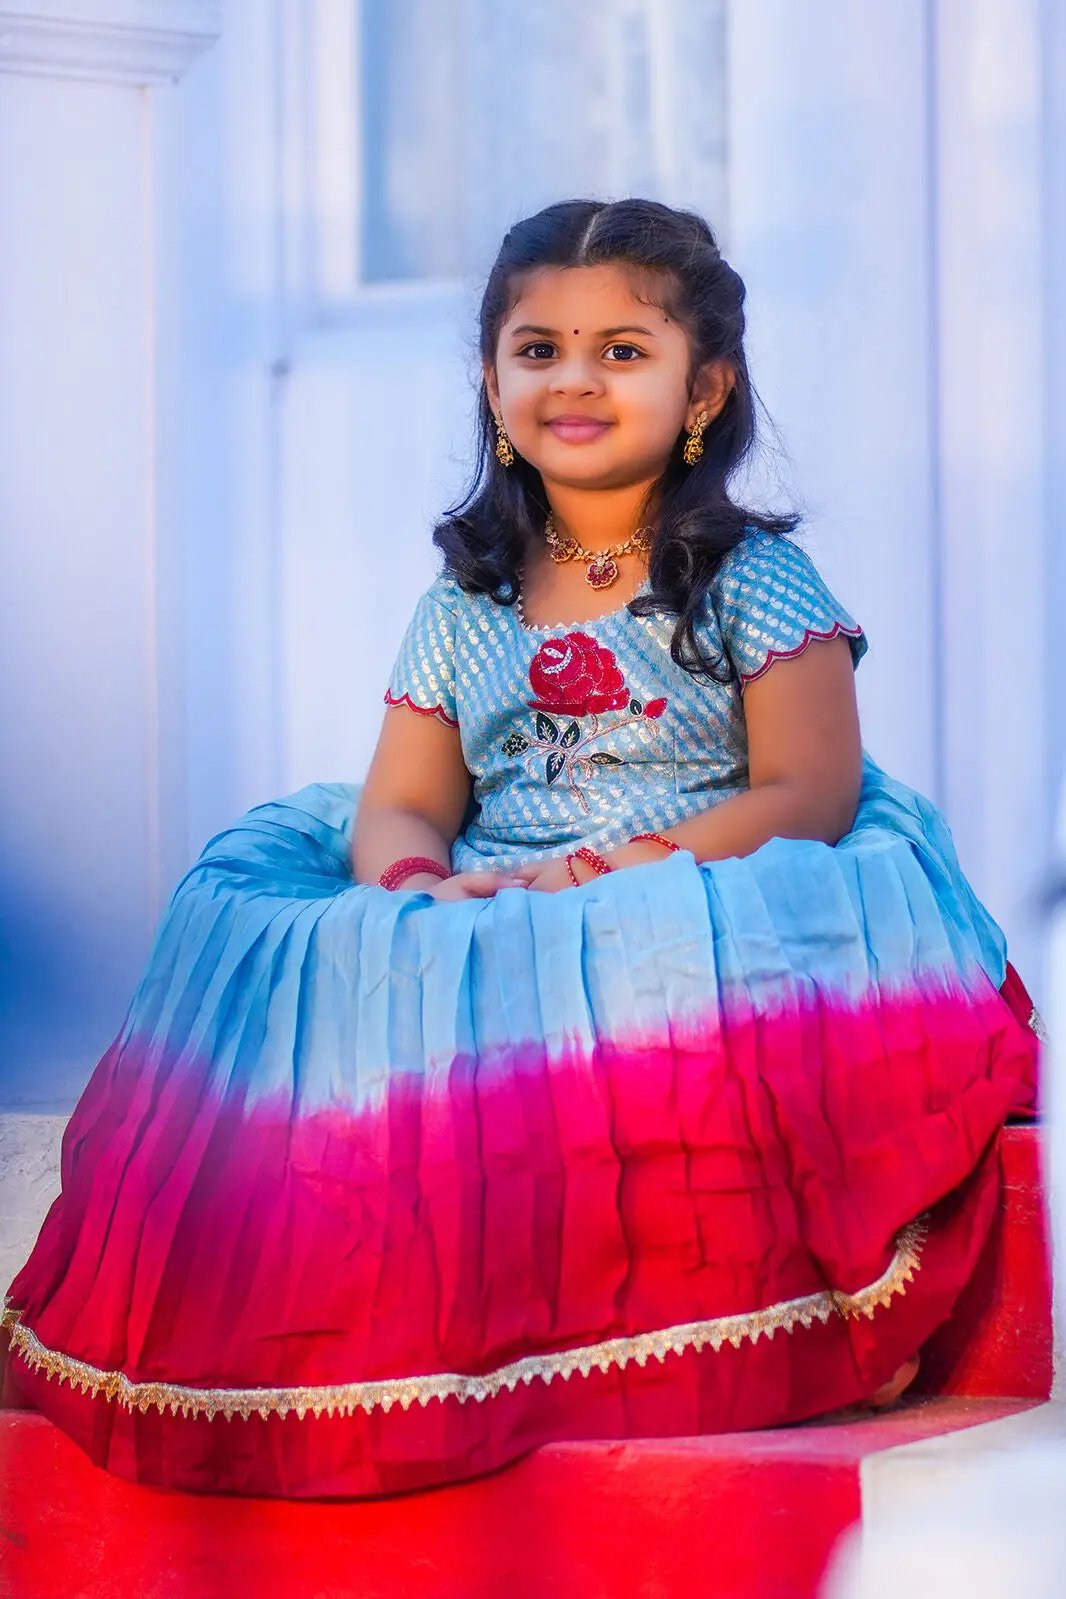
top-left (352, 708), bottom-right (472, 888)
top-left (607, 634), bottom-right (863, 869)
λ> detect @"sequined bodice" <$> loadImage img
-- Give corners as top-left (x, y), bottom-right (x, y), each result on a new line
top-left (385, 529), bottom-right (866, 872)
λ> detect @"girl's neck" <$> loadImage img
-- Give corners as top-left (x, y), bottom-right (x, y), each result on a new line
top-left (518, 543), bottom-right (649, 628)
top-left (540, 478), bottom-right (659, 551)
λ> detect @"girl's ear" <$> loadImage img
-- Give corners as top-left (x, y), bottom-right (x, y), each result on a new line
top-left (687, 358), bottom-right (735, 430)
top-left (483, 363), bottom-right (501, 415)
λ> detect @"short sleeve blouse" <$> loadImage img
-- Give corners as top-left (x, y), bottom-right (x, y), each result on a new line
top-left (382, 530), bottom-right (867, 871)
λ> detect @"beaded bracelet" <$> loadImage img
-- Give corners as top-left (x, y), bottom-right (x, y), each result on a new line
top-left (565, 846), bottom-right (614, 887)
top-left (629, 832), bottom-right (681, 854)
top-left (378, 856), bottom-right (451, 891)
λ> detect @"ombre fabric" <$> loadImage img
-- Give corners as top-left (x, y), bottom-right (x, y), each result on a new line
top-left (2, 535), bottom-right (1040, 1500)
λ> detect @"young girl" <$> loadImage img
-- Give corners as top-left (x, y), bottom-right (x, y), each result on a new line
top-left (3, 198), bottom-right (1041, 1500)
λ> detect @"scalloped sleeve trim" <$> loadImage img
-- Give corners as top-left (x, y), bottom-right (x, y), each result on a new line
top-left (383, 689), bottom-right (459, 729)
top-left (739, 619), bottom-right (867, 688)
top-left (710, 531), bottom-right (868, 687)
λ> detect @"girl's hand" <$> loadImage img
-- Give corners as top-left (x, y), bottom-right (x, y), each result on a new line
top-left (511, 839), bottom-right (676, 894)
top-left (426, 869), bottom-right (528, 902)
top-left (509, 855), bottom-right (576, 894)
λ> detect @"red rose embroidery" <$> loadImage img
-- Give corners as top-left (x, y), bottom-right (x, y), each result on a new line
top-left (505, 636), bottom-right (670, 814)
top-left (527, 631), bottom-right (629, 716)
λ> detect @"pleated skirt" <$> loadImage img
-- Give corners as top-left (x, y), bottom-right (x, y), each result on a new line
top-left (3, 761), bottom-right (1039, 1497)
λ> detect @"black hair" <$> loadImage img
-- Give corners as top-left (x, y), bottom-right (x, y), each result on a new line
top-left (432, 197), bottom-right (801, 681)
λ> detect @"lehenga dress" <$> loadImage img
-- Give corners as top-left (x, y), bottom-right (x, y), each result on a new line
top-left (2, 528), bottom-right (1040, 1499)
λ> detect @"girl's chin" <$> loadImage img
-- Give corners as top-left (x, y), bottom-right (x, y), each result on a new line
top-left (535, 459), bottom-right (665, 488)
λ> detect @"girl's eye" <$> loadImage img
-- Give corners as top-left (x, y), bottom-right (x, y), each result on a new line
top-left (516, 342), bottom-right (646, 362)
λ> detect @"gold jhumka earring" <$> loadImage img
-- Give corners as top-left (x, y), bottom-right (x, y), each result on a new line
top-left (682, 412), bottom-right (709, 466)
top-left (494, 415), bottom-right (515, 467)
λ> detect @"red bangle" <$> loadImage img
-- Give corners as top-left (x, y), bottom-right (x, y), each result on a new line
top-left (566, 846), bottom-right (614, 886)
top-left (378, 856), bottom-right (451, 890)
top-left (629, 832), bottom-right (680, 854)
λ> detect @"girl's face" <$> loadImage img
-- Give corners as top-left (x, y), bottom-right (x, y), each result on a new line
top-left (484, 263), bottom-right (731, 493)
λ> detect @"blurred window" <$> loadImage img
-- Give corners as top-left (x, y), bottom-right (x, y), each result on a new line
top-left (355, 0), bottom-right (728, 287)
top-left (359, 1), bottom-right (467, 282)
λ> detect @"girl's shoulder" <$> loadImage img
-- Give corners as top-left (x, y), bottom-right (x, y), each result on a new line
top-left (398, 569), bottom-right (485, 643)
top-left (416, 569), bottom-right (466, 617)
top-left (711, 524), bottom-right (824, 594)
top-left (705, 525), bottom-right (868, 687)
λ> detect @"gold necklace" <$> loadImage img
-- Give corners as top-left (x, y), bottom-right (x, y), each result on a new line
top-left (544, 512), bottom-right (654, 590)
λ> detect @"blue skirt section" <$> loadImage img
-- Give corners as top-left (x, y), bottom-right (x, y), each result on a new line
top-left (127, 753), bottom-right (1009, 1118)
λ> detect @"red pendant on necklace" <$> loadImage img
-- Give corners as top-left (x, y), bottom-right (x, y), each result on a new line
top-left (586, 553), bottom-right (620, 589)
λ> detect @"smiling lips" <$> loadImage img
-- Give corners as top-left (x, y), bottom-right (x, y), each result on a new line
top-left (545, 416), bottom-right (612, 443)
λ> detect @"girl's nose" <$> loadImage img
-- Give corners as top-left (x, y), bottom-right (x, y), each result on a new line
top-left (549, 357), bottom-right (604, 395)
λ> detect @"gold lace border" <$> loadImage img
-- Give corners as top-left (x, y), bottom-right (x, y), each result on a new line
top-left (1, 1219), bottom-right (926, 1424)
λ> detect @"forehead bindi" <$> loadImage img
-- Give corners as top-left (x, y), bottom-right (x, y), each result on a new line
top-left (501, 268), bottom-right (684, 356)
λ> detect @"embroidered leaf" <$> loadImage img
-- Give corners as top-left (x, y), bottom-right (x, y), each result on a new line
top-left (501, 732), bottom-right (530, 757)
top-left (628, 698), bottom-right (644, 716)
top-left (588, 753), bottom-right (624, 767)
top-left (560, 720), bottom-right (581, 748)
top-left (545, 751), bottom-right (566, 785)
top-left (535, 712), bottom-right (560, 744)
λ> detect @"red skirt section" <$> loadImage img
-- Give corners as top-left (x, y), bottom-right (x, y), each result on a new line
top-left (2, 967), bottom-right (1040, 1499)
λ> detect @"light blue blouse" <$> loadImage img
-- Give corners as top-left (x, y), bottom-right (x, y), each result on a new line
top-left (384, 528), bottom-right (867, 872)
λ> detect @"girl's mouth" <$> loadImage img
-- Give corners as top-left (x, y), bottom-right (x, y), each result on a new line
top-left (545, 419), bottom-right (613, 443)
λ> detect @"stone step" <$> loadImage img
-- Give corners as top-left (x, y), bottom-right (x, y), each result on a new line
top-left (0, 1397), bottom-right (1046, 1599)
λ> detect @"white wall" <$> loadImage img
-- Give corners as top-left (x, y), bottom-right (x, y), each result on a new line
top-left (151, 3), bottom-right (285, 866)
top-left (932, 0), bottom-right (1054, 1010)
top-left (0, 3), bottom-right (221, 1109)
top-left (727, 1), bottom-right (938, 789)
top-left (0, 73), bottom-right (169, 1110)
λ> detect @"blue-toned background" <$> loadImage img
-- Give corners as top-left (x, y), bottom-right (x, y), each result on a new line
top-left (0, 0), bottom-right (1062, 1111)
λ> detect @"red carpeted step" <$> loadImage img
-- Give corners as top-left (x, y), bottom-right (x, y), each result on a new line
top-left (0, 1398), bottom-right (1039, 1599)
top-left (916, 1123), bottom-right (1052, 1399)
